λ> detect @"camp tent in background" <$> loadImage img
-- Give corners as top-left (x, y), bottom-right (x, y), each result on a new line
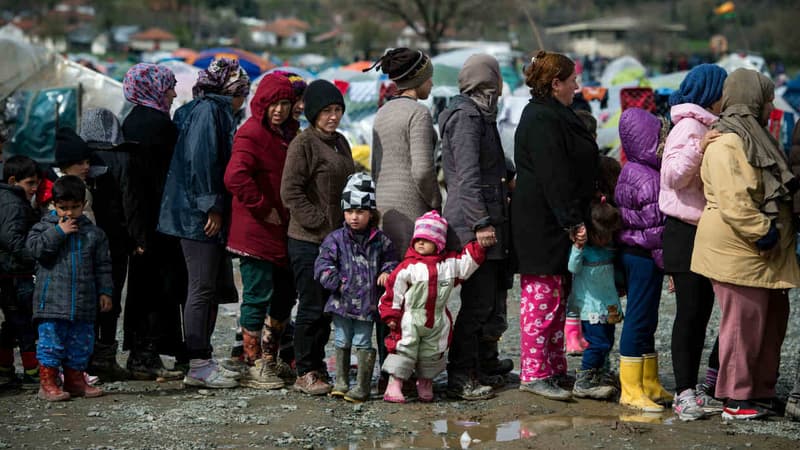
top-left (188, 47), bottom-right (275, 79)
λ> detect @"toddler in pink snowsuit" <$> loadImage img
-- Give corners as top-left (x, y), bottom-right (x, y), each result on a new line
top-left (379, 211), bottom-right (486, 403)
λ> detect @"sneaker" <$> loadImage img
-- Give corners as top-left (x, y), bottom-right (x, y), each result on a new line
top-left (183, 363), bottom-right (239, 389)
top-left (519, 377), bottom-right (572, 401)
top-left (695, 383), bottom-right (724, 413)
top-left (478, 372), bottom-right (507, 389)
top-left (21, 368), bottom-right (40, 389)
top-left (293, 371), bottom-right (332, 396)
top-left (211, 360), bottom-right (241, 380)
top-left (219, 358), bottom-right (249, 377)
top-left (482, 358), bottom-right (514, 376)
top-left (785, 393), bottom-right (800, 421)
top-left (722, 400), bottom-right (769, 420)
top-left (572, 369), bottom-right (616, 400)
top-left (673, 389), bottom-right (706, 421)
top-left (552, 372), bottom-right (576, 390)
top-left (752, 397), bottom-right (785, 417)
top-left (600, 368), bottom-right (620, 389)
top-left (447, 377), bottom-right (494, 401)
top-left (275, 358), bottom-right (296, 382)
top-left (240, 359), bottom-right (285, 390)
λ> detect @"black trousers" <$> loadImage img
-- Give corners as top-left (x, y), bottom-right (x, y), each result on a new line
top-left (95, 235), bottom-right (127, 344)
top-left (288, 238), bottom-right (331, 377)
top-left (671, 270), bottom-right (720, 393)
top-left (447, 260), bottom-right (508, 375)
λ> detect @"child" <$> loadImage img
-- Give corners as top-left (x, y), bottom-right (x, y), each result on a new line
top-left (614, 108), bottom-right (669, 412)
top-left (26, 175), bottom-right (113, 401)
top-left (379, 211), bottom-right (487, 403)
top-left (0, 156), bottom-right (41, 386)
top-left (314, 173), bottom-right (398, 402)
top-left (568, 194), bottom-right (623, 399)
top-left (36, 128), bottom-right (96, 223)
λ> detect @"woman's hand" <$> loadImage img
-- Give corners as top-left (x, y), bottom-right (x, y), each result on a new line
top-left (476, 225), bottom-right (497, 248)
top-left (377, 272), bottom-right (390, 287)
top-left (204, 211), bottom-right (223, 237)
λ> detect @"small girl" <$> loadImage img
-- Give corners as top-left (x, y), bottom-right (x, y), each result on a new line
top-left (568, 194), bottom-right (623, 400)
top-left (314, 173), bottom-right (399, 403)
top-left (379, 210), bottom-right (488, 403)
top-left (614, 107), bottom-right (670, 412)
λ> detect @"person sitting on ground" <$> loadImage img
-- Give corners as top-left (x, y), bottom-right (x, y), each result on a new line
top-left (26, 175), bottom-right (113, 401)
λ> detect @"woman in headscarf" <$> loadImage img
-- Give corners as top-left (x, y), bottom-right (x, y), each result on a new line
top-left (369, 48), bottom-right (440, 252)
top-left (439, 54), bottom-right (512, 400)
top-left (157, 58), bottom-right (250, 388)
top-left (691, 68), bottom-right (800, 420)
top-left (511, 51), bottom-right (599, 401)
top-left (121, 63), bottom-right (185, 380)
top-left (280, 80), bottom-right (354, 395)
top-left (658, 63), bottom-right (727, 421)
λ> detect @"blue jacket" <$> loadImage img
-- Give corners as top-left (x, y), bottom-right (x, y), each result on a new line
top-left (567, 244), bottom-right (622, 324)
top-left (158, 94), bottom-right (236, 242)
top-left (314, 225), bottom-right (399, 321)
top-left (27, 212), bottom-right (113, 323)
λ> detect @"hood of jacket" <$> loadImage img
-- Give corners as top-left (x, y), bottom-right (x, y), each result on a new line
top-left (0, 182), bottom-right (28, 202)
top-left (670, 103), bottom-right (718, 128)
top-left (249, 73), bottom-right (297, 126)
top-left (619, 108), bottom-right (661, 169)
top-left (42, 210), bottom-right (94, 227)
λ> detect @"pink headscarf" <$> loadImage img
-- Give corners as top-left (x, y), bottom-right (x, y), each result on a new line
top-left (122, 63), bottom-right (177, 113)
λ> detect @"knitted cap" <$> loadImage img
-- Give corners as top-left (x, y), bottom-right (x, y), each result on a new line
top-left (80, 108), bottom-right (132, 150)
top-left (303, 79), bottom-right (345, 124)
top-left (668, 64), bottom-right (727, 108)
top-left (412, 210), bottom-right (448, 253)
top-left (368, 48), bottom-right (433, 91)
top-left (341, 172), bottom-right (376, 210)
top-left (55, 127), bottom-right (93, 166)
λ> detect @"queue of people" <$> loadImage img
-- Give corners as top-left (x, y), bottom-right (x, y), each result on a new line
top-left (1, 50), bottom-right (800, 425)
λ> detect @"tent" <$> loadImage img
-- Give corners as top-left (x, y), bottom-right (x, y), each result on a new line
top-left (188, 47), bottom-right (275, 78)
top-left (600, 56), bottom-right (647, 88)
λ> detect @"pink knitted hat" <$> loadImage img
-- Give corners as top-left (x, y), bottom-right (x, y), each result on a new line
top-left (412, 210), bottom-right (448, 253)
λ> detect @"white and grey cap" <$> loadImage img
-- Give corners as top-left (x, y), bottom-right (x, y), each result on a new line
top-left (341, 172), bottom-right (376, 210)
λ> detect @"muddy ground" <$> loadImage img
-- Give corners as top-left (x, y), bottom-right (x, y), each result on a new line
top-left (2, 271), bottom-right (800, 449)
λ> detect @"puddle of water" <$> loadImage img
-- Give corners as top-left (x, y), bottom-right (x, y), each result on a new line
top-left (333, 412), bottom-right (669, 449)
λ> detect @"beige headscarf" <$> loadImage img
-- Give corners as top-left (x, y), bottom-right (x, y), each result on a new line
top-left (712, 68), bottom-right (792, 217)
top-left (458, 54), bottom-right (501, 120)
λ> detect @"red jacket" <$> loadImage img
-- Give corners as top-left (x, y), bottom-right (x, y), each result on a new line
top-left (224, 74), bottom-right (298, 266)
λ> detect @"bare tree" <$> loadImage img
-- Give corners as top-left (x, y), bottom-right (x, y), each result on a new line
top-left (357, 0), bottom-right (482, 55)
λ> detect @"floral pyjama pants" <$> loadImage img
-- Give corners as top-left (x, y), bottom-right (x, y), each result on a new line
top-left (519, 274), bottom-right (566, 382)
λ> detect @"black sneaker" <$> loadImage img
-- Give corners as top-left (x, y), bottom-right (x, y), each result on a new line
top-left (752, 397), bottom-right (785, 417)
top-left (572, 368), bottom-right (616, 399)
top-left (447, 373), bottom-right (494, 401)
top-left (722, 400), bottom-right (769, 420)
top-left (482, 358), bottom-right (514, 376)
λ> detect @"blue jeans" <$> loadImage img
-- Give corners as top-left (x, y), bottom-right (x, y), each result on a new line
top-left (37, 319), bottom-right (95, 370)
top-left (620, 253), bottom-right (663, 357)
top-left (581, 322), bottom-right (615, 370)
top-left (333, 315), bottom-right (373, 349)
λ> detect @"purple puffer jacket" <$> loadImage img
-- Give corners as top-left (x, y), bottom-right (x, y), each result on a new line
top-left (614, 108), bottom-right (665, 268)
top-left (314, 225), bottom-right (399, 321)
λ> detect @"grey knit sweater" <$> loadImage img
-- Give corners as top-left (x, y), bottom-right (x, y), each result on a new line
top-left (371, 97), bottom-right (442, 251)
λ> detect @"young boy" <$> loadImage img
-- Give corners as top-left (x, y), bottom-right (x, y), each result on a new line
top-left (36, 128), bottom-right (95, 223)
top-left (0, 156), bottom-right (41, 386)
top-left (26, 175), bottom-right (113, 401)
top-left (379, 211), bottom-right (488, 403)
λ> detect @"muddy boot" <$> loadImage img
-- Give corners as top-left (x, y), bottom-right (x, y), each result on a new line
top-left (331, 347), bottom-right (351, 398)
top-left (345, 348), bottom-right (376, 403)
top-left (416, 378), bottom-right (434, 402)
top-left (240, 358), bottom-right (284, 389)
top-left (275, 357), bottom-right (296, 383)
top-left (89, 341), bottom-right (130, 381)
top-left (240, 318), bottom-right (284, 390)
top-left (447, 371), bottom-right (494, 401)
top-left (63, 367), bottom-right (103, 398)
top-left (241, 328), bottom-right (261, 366)
top-left (479, 338), bottom-right (514, 376)
top-left (130, 350), bottom-right (183, 381)
top-left (37, 366), bottom-right (70, 401)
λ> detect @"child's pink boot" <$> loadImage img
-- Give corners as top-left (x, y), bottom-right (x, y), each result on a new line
top-left (565, 317), bottom-right (588, 355)
top-left (417, 378), bottom-right (434, 402)
top-left (383, 375), bottom-right (406, 403)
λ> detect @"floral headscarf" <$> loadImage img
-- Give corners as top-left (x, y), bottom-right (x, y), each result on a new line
top-left (272, 70), bottom-right (307, 100)
top-left (192, 58), bottom-right (250, 99)
top-left (123, 63), bottom-right (177, 114)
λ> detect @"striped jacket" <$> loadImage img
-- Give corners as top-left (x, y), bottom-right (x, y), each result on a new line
top-left (27, 212), bottom-right (113, 323)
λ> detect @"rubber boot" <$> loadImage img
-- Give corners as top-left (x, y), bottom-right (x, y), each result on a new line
top-left (37, 366), bottom-right (70, 402)
top-left (331, 347), bottom-right (351, 398)
top-left (565, 317), bottom-right (588, 355)
top-left (383, 375), bottom-right (406, 403)
top-left (642, 353), bottom-right (673, 404)
top-left (241, 328), bottom-right (261, 366)
top-left (88, 341), bottom-right (130, 381)
top-left (619, 356), bottom-right (664, 412)
top-left (417, 378), bottom-right (434, 402)
top-left (345, 348), bottom-right (376, 403)
top-left (63, 367), bottom-right (103, 398)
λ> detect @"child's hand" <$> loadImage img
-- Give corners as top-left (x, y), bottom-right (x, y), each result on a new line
top-left (700, 129), bottom-right (721, 153)
top-left (264, 208), bottom-right (282, 225)
top-left (668, 276), bottom-right (675, 293)
top-left (386, 320), bottom-right (397, 331)
top-left (377, 272), bottom-right (389, 287)
top-left (99, 295), bottom-right (112, 313)
top-left (58, 218), bottom-right (79, 235)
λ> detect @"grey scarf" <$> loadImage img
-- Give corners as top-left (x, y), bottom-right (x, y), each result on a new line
top-left (458, 54), bottom-right (502, 120)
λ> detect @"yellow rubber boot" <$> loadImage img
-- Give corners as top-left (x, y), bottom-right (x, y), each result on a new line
top-left (642, 353), bottom-right (673, 404)
top-left (619, 356), bottom-right (664, 412)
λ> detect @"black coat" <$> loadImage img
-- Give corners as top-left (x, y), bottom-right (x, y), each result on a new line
top-left (121, 105), bottom-right (178, 250)
top-left (511, 96), bottom-right (599, 275)
top-left (439, 95), bottom-right (511, 261)
top-left (0, 184), bottom-right (38, 275)
top-left (90, 148), bottom-right (131, 245)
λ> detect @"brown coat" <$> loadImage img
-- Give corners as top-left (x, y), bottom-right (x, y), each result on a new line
top-left (280, 127), bottom-right (354, 244)
top-left (790, 125), bottom-right (800, 213)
